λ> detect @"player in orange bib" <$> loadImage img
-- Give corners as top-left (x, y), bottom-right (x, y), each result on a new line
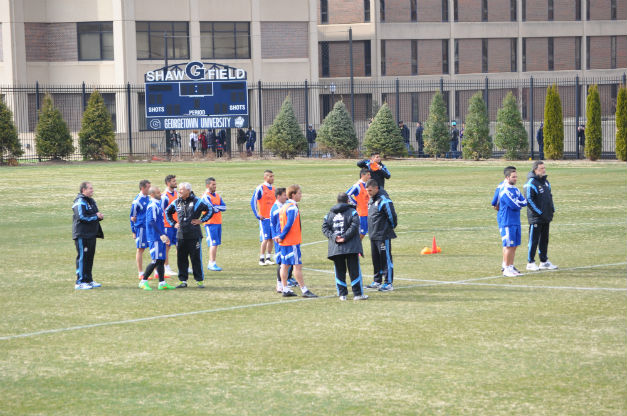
top-left (346, 168), bottom-right (371, 239)
top-left (276, 184), bottom-right (317, 298)
top-left (203, 177), bottom-right (226, 271)
top-left (250, 170), bottom-right (276, 265)
top-left (161, 174), bottom-right (178, 277)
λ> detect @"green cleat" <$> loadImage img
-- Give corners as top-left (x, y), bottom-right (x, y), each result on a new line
top-left (158, 282), bottom-right (176, 290)
top-left (139, 281), bottom-right (152, 291)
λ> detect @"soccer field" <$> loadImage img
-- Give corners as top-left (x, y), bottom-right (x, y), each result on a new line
top-left (1, 159), bottom-right (626, 415)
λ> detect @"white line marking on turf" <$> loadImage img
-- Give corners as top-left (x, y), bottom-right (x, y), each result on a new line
top-left (2, 262), bottom-right (624, 342)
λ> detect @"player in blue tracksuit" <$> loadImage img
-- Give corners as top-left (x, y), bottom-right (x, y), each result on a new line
top-left (139, 187), bottom-right (176, 290)
top-left (491, 166), bottom-right (527, 277)
top-left (130, 180), bottom-right (151, 279)
top-left (270, 187), bottom-right (295, 292)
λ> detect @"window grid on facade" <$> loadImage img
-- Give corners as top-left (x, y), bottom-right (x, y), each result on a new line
top-left (364, 0), bottom-right (371, 22)
top-left (586, 36), bottom-right (590, 69)
top-left (482, 39), bottom-right (488, 73)
top-left (511, 39), bottom-right (517, 72)
top-left (454, 39), bottom-right (459, 73)
top-left (442, 0), bottom-right (449, 21)
top-left (548, 0), bottom-right (554, 21)
top-left (522, 0), bottom-right (526, 21)
top-left (200, 22), bottom-right (250, 59)
top-left (548, 37), bottom-right (554, 70)
top-left (611, 36), bottom-right (616, 68)
top-left (510, 0), bottom-right (517, 21)
top-left (611, 0), bottom-right (617, 19)
top-left (453, 0), bottom-right (458, 22)
top-left (364, 40), bottom-right (372, 76)
top-left (320, 41), bottom-right (330, 77)
top-left (411, 0), bottom-right (417, 22)
top-left (77, 22), bottom-right (113, 61)
top-left (586, 0), bottom-right (590, 20)
top-left (381, 40), bottom-right (386, 75)
top-left (411, 40), bottom-right (418, 75)
top-left (575, 37), bottom-right (581, 69)
top-left (136, 21), bottom-right (189, 60)
top-left (482, 0), bottom-right (488, 22)
top-left (321, 0), bottom-right (328, 23)
top-left (576, 0), bottom-right (581, 20)
top-left (522, 38), bottom-right (526, 71)
top-left (442, 39), bottom-right (449, 74)
top-left (380, 0), bottom-right (386, 22)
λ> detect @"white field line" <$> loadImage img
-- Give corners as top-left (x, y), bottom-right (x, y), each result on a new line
top-left (3, 262), bottom-right (624, 342)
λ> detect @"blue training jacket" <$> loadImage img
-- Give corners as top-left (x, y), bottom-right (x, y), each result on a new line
top-left (145, 197), bottom-right (166, 243)
top-left (491, 180), bottom-right (527, 227)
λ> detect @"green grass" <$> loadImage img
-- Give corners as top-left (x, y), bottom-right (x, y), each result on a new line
top-left (1, 159), bottom-right (626, 415)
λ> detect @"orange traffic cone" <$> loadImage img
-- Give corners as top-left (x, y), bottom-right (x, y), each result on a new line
top-left (431, 236), bottom-right (441, 253)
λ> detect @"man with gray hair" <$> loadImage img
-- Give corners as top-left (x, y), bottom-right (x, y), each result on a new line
top-left (165, 182), bottom-right (215, 288)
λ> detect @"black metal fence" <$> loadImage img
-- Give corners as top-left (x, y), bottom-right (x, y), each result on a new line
top-left (1, 74), bottom-right (625, 162)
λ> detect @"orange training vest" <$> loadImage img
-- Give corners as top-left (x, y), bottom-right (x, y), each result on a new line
top-left (163, 189), bottom-right (178, 227)
top-left (258, 185), bottom-right (276, 218)
top-left (278, 202), bottom-right (301, 246)
top-left (203, 191), bottom-right (223, 225)
top-left (354, 181), bottom-right (369, 217)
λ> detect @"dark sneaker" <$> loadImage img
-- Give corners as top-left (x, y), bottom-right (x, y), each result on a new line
top-left (302, 290), bottom-right (318, 298)
top-left (282, 290), bottom-right (297, 297)
top-left (366, 281), bottom-right (381, 289)
top-left (176, 282), bottom-right (188, 288)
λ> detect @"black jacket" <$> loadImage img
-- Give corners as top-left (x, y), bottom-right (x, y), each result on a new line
top-left (400, 125), bottom-right (410, 143)
top-left (72, 193), bottom-right (104, 240)
top-left (321, 203), bottom-right (363, 258)
top-left (367, 191), bottom-right (397, 241)
top-left (357, 159), bottom-right (391, 189)
top-left (165, 192), bottom-right (213, 240)
top-left (524, 171), bottom-right (554, 224)
top-left (307, 128), bottom-right (317, 143)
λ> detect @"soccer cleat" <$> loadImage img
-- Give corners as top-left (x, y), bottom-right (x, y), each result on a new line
top-left (282, 290), bottom-right (297, 297)
top-left (539, 261), bottom-right (558, 270)
top-left (265, 258), bottom-right (274, 265)
top-left (89, 281), bottom-right (102, 288)
top-left (503, 267), bottom-right (518, 277)
top-left (339, 295), bottom-right (347, 301)
top-left (176, 282), bottom-right (188, 288)
top-left (196, 281), bottom-right (205, 288)
top-left (302, 290), bottom-right (318, 298)
top-left (259, 260), bottom-right (267, 266)
top-left (378, 283), bottom-right (394, 292)
top-left (526, 262), bottom-right (540, 271)
top-left (287, 277), bottom-right (298, 287)
top-left (354, 294), bottom-right (369, 301)
top-left (366, 281), bottom-right (381, 289)
top-left (158, 282), bottom-right (176, 290)
top-left (276, 284), bottom-right (283, 293)
top-left (75, 283), bottom-right (93, 290)
top-left (139, 281), bottom-right (152, 291)
top-left (207, 263), bottom-right (223, 271)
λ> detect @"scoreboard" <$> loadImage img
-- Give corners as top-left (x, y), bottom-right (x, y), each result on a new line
top-left (144, 62), bottom-right (249, 131)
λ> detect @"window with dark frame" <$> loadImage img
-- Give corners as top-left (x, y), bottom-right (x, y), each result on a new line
top-left (78, 22), bottom-right (113, 61)
top-left (511, 0), bottom-right (517, 21)
top-left (200, 22), bottom-right (250, 59)
top-left (586, 36), bottom-right (590, 69)
top-left (411, 0), bottom-right (417, 22)
top-left (411, 40), bottom-right (418, 75)
top-left (136, 21), bottom-right (189, 60)
top-left (411, 93), bottom-right (419, 123)
top-left (364, 40), bottom-right (372, 76)
top-left (482, 0), bottom-right (488, 21)
top-left (321, 0), bottom-right (328, 23)
top-left (454, 39), bottom-right (459, 73)
top-left (522, 0), bottom-right (526, 21)
top-left (442, 39), bottom-right (449, 74)
top-left (548, 37), bottom-right (554, 70)
top-left (381, 40), bottom-right (386, 75)
top-left (320, 42), bottom-right (330, 77)
top-left (511, 38), bottom-right (517, 72)
top-left (482, 39), bottom-right (488, 73)
top-left (575, 37), bottom-right (581, 69)
top-left (611, 36), bottom-right (616, 68)
top-left (586, 0), bottom-right (590, 20)
top-left (548, 0), bottom-right (554, 20)
top-left (522, 38), bottom-right (526, 71)
top-left (576, 0), bottom-right (581, 20)
top-left (453, 0), bottom-right (458, 21)
top-left (380, 0), bottom-right (385, 22)
top-left (364, 0), bottom-right (371, 22)
top-left (442, 0), bottom-right (448, 21)
top-left (611, 0), bottom-right (617, 19)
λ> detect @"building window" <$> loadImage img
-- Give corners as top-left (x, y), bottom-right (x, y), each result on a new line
top-left (482, 39), bottom-right (488, 73)
top-left (442, 0), bottom-right (449, 21)
top-left (411, 0), bottom-right (417, 21)
top-left (365, 40), bottom-right (372, 76)
top-left (411, 40), bottom-right (418, 75)
top-left (453, 0), bottom-right (458, 22)
top-left (364, 0), bottom-right (371, 22)
top-left (200, 22), bottom-right (250, 59)
top-left (548, 37), bottom-right (554, 70)
top-left (381, 40), bottom-right (386, 75)
top-left (442, 39), bottom-right (449, 74)
top-left (586, 36), bottom-right (590, 69)
top-left (320, 42), bottom-right (330, 77)
top-left (522, 38), bottom-right (526, 71)
top-left (482, 0), bottom-right (488, 21)
top-left (136, 21), bottom-right (189, 60)
top-left (548, 0), bottom-right (554, 20)
top-left (611, 0), bottom-right (617, 19)
top-left (511, 0), bottom-right (517, 21)
top-left (380, 0), bottom-right (385, 22)
top-left (576, 0), bottom-right (581, 20)
top-left (575, 37), bottom-right (581, 69)
top-left (586, 0), bottom-right (590, 20)
top-left (611, 36), bottom-right (616, 68)
top-left (77, 22), bottom-right (113, 61)
top-left (411, 93), bottom-right (419, 122)
top-left (321, 0), bottom-right (328, 23)
top-left (511, 38), bottom-right (517, 72)
top-left (454, 39), bottom-right (459, 74)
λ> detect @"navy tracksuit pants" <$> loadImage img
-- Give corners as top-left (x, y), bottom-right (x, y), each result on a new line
top-left (371, 239), bottom-right (393, 285)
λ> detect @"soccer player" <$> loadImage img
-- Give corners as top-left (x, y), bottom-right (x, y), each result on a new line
top-left (72, 181), bottom-right (104, 290)
top-left (322, 193), bottom-right (368, 301)
top-left (250, 170), bottom-right (276, 265)
top-left (130, 179), bottom-right (151, 279)
top-left (491, 166), bottom-right (528, 277)
top-left (165, 182), bottom-right (214, 288)
top-left (161, 174), bottom-right (178, 277)
top-left (203, 177), bottom-right (227, 271)
top-left (364, 179), bottom-right (398, 292)
top-left (357, 152), bottom-right (391, 189)
top-left (346, 168), bottom-right (371, 239)
top-left (139, 186), bottom-right (176, 291)
top-left (524, 161), bottom-right (557, 271)
top-left (276, 185), bottom-right (318, 298)
top-left (270, 187), bottom-right (296, 293)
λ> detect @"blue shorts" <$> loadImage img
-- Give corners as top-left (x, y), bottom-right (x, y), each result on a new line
top-left (148, 240), bottom-right (166, 260)
top-left (500, 226), bottom-right (521, 247)
top-left (359, 216), bottom-right (368, 236)
top-left (259, 219), bottom-right (272, 241)
top-left (273, 240), bottom-right (282, 264)
top-left (205, 224), bottom-right (222, 246)
top-left (280, 244), bottom-right (302, 265)
top-left (135, 226), bottom-right (148, 248)
top-left (165, 227), bottom-right (177, 245)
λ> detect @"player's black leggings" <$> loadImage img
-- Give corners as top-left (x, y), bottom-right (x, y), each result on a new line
top-left (144, 259), bottom-right (165, 282)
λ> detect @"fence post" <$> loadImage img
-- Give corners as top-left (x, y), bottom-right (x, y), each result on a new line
top-left (484, 77), bottom-right (489, 120)
top-left (439, 77), bottom-right (444, 95)
top-left (127, 82), bottom-right (133, 156)
top-left (395, 78), bottom-right (400, 124)
top-left (529, 76), bottom-right (534, 160)
top-left (623, 73), bottom-right (626, 86)
top-left (575, 75), bottom-right (580, 159)
top-left (81, 82), bottom-right (87, 112)
top-left (258, 80), bottom-right (263, 155)
top-left (35, 81), bottom-right (40, 111)
top-left (305, 79), bottom-right (310, 157)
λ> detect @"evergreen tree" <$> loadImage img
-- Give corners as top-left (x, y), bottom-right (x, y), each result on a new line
top-left (616, 85), bottom-right (627, 161)
top-left (363, 103), bottom-right (406, 157)
top-left (35, 94), bottom-right (74, 160)
top-left (0, 100), bottom-right (23, 164)
top-left (423, 91), bottom-right (449, 157)
top-left (462, 91), bottom-right (493, 160)
top-left (264, 97), bottom-right (307, 159)
top-left (585, 84), bottom-right (602, 161)
top-left (79, 90), bottom-right (119, 161)
top-left (543, 84), bottom-right (564, 160)
top-left (493, 91), bottom-right (527, 160)
top-left (317, 101), bottom-right (359, 157)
